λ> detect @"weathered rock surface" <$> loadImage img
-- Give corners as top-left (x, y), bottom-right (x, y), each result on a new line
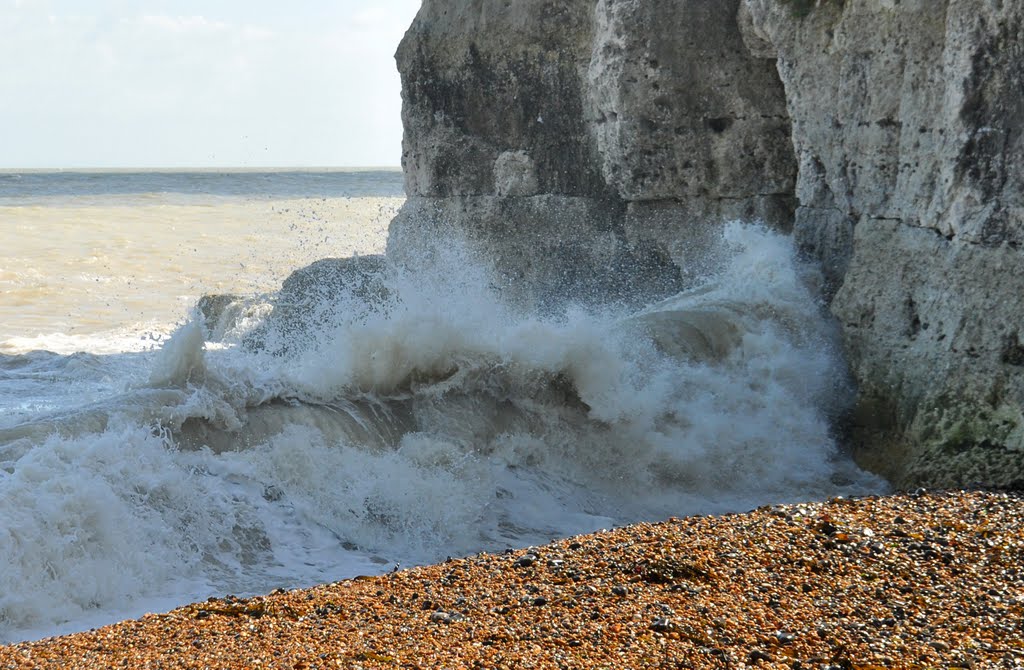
top-left (245, 255), bottom-right (390, 354)
top-left (743, 0), bottom-right (1024, 488)
top-left (391, 0), bottom-right (1024, 487)
top-left (589, 1), bottom-right (794, 204)
top-left (392, 0), bottom-right (795, 310)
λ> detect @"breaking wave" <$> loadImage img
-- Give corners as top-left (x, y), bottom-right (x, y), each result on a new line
top-left (0, 221), bottom-right (885, 641)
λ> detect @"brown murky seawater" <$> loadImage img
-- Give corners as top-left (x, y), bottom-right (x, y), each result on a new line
top-left (0, 196), bottom-right (399, 352)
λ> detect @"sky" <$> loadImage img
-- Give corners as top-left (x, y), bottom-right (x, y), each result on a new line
top-left (0, 0), bottom-right (422, 168)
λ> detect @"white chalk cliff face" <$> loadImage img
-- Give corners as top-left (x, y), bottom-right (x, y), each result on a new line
top-left (389, 0), bottom-right (1024, 488)
top-left (742, 0), bottom-right (1024, 487)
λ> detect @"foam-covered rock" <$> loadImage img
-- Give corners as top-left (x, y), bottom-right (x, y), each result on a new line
top-left (246, 255), bottom-right (390, 354)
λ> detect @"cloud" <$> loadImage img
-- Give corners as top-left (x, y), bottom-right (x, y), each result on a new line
top-left (0, 0), bottom-right (422, 167)
top-left (351, 7), bottom-right (393, 27)
top-left (133, 15), bottom-right (230, 33)
top-left (126, 14), bottom-right (272, 40)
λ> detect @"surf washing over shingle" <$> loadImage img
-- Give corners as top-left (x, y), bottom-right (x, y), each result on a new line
top-left (0, 191), bottom-right (885, 641)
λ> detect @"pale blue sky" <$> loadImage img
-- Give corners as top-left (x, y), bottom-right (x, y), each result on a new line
top-left (0, 0), bottom-right (422, 168)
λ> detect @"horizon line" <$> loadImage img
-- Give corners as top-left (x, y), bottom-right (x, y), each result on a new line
top-left (0, 165), bottom-right (404, 173)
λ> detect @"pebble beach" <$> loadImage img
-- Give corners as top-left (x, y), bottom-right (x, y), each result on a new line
top-left (2, 489), bottom-right (1022, 669)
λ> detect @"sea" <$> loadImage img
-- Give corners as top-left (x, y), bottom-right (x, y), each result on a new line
top-left (0, 168), bottom-right (885, 643)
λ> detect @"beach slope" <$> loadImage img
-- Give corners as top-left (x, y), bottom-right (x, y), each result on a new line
top-left (2, 490), bottom-right (1021, 668)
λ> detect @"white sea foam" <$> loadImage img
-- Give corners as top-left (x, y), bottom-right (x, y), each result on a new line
top-left (0, 220), bottom-right (887, 642)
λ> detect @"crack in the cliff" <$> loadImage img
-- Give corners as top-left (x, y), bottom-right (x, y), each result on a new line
top-left (716, 193), bottom-right (794, 201)
top-left (867, 216), bottom-right (1024, 250)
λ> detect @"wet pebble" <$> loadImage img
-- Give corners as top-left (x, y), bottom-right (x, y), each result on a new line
top-left (650, 617), bottom-right (676, 633)
top-left (515, 553), bottom-right (538, 568)
top-left (748, 649), bottom-right (772, 663)
top-left (428, 611), bottom-right (465, 624)
top-left (775, 631), bottom-right (796, 645)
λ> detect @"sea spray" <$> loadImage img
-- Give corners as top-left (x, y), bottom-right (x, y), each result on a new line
top-left (0, 221), bottom-right (886, 642)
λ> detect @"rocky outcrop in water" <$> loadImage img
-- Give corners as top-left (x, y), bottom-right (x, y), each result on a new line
top-left (242, 255), bottom-right (391, 354)
top-left (390, 0), bottom-right (1024, 488)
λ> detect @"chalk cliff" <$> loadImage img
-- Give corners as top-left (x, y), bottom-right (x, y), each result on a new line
top-left (389, 0), bottom-right (1023, 488)
top-left (389, 0), bottom-right (795, 310)
top-left (742, 0), bottom-right (1023, 488)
